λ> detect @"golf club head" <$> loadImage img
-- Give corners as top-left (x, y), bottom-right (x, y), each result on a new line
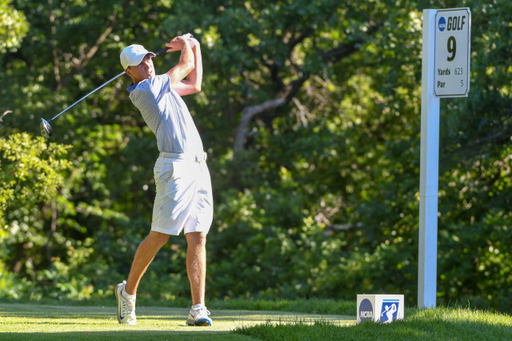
top-left (40, 118), bottom-right (52, 138)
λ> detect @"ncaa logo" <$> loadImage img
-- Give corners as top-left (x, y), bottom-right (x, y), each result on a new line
top-left (438, 17), bottom-right (446, 31)
top-left (359, 299), bottom-right (373, 322)
top-left (380, 299), bottom-right (399, 323)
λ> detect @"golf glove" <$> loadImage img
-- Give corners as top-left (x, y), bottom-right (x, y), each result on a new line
top-left (181, 33), bottom-right (200, 48)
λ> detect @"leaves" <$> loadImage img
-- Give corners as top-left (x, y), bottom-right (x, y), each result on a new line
top-left (0, 133), bottom-right (70, 227)
top-left (0, 0), bottom-right (28, 54)
top-left (0, 0), bottom-right (511, 313)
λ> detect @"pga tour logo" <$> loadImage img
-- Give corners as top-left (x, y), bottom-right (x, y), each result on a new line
top-left (380, 299), bottom-right (400, 323)
top-left (358, 298), bottom-right (373, 322)
top-left (438, 17), bottom-right (446, 31)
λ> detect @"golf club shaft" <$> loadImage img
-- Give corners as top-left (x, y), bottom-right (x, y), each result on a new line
top-left (47, 46), bottom-right (170, 123)
top-left (155, 47), bottom-right (169, 56)
top-left (48, 71), bottom-right (126, 123)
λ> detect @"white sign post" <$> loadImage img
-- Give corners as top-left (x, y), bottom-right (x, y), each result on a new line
top-left (419, 8), bottom-right (471, 309)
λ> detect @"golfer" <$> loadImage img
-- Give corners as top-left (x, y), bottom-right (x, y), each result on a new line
top-left (115, 35), bottom-right (214, 326)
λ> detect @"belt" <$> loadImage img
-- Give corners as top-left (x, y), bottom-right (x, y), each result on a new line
top-left (159, 151), bottom-right (207, 163)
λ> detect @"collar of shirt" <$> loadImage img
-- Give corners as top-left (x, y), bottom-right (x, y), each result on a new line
top-left (127, 83), bottom-right (137, 93)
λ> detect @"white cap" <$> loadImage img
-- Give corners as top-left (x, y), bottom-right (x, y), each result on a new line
top-left (120, 44), bottom-right (156, 70)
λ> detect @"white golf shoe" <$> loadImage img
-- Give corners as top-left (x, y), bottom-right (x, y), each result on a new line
top-left (115, 281), bottom-right (137, 325)
top-left (186, 305), bottom-right (212, 326)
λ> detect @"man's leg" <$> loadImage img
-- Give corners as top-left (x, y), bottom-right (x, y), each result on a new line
top-left (125, 231), bottom-right (170, 295)
top-left (185, 231), bottom-right (212, 326)
top-left (185, 231), bottom-right (207, 305)
top-left (116, 230), bottom-right (169, 324)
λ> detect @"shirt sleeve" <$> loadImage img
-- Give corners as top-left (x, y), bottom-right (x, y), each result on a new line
top-left (136, 74), bottom-right (170, 104)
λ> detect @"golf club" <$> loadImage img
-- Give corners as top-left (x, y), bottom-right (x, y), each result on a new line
top-left (40, 46), bottom-right (170, 138)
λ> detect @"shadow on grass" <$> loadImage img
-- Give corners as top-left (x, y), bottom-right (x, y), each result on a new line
top-left (0, 304), bottom-right (189, 320)
top-left (0, 303), bottom-right (354, 323)
top-left (0, 331), bottom-right (247, 341)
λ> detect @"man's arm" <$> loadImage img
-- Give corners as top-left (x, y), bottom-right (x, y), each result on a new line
top-left (172, 40), bottom-right (202, 96)
top-left (165, 37), bottom-right (194, 88)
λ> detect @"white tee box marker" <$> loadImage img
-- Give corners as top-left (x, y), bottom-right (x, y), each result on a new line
top-left (357, 294), bottom-right (404, 324)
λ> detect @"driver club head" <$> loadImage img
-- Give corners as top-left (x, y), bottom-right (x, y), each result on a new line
top-left (40, 118), bottom-right (52, 138)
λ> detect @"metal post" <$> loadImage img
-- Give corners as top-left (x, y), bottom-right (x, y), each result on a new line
top-left (418, 9), bottom-right (440, 309)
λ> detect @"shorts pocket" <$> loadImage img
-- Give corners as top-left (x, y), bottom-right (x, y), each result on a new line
top-left (154, 162), bottom-right (175, 185)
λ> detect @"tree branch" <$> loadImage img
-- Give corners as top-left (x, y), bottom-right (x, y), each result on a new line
top-left (321, 21), bottom-right (384, 63)
top-left (50, 11), bottom-right (62, 91)
top-left (288, 29), bottom-right (314, 52)
top-left (234, 98), bottom-right (286, 151)
top-left (233, 21), bottom-right (385, 153)
top-left (0, 110), bottom-right (12, 122)
top-left (61, 25), bottom-right (114, 88)
top-left (79, 26), bottom-right (114, 69)
top-left (263, 60), bottom-right (285, 91)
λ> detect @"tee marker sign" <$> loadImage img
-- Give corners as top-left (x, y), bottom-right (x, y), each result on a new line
top-left (434, 8), bottom-right (471, 97)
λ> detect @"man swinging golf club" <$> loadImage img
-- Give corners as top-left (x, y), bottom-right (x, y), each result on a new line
top-left (115, 34), bottom-right (214, 326)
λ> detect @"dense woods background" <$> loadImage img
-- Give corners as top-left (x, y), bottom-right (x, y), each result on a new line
top-left (1, 0), bottom-right (511, 313)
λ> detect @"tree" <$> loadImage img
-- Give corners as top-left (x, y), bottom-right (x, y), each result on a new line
top-left (1, 0), bottom-right (511, 313)
top-left (0, 0), bottom-right (28, 54)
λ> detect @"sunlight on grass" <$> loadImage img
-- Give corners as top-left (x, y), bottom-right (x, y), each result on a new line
top-left (0, 303), bottom-right (355, 341)
top-left (410, 306), bottom-right (512, 328)
top-left (1, 301), bottom-right (511, 341)
top-left (235, 306), bottom-right (512, 341)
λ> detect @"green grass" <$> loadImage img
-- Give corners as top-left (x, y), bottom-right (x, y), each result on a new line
top-left (0, 299), bottom-right (510, 341)
top-left (0, 296), bottom-right (356, 314)
top-left (0, 302), bottom-right (353, 340)
top-left (209, 297), bottom-right (355, 315)
top-left (236, 306), bottom-right (512, 341)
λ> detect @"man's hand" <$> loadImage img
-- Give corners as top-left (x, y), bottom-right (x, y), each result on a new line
top-left (170, 36), bottom-right (202, 96)
top-left (165, 35), bottom-right (195, 90)
top-left (165, 36), bottom-right (187, 52)
top-left (189, 38), bottom-right (200, 50)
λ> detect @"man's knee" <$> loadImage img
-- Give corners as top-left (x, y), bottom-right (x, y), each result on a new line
top-left (146, 231), bottom-right (170, 248)
top-left (186, 232), bottom-right (207, 248)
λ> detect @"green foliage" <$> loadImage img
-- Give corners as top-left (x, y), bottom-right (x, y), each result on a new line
top-left (0, 133), bottom-right (70, 227)
top-left (0, 0), bottom-right (28, 53)
top-left (0, 133), bottom-right (70, 297)
top-left (1, 0), bottom-right (511, 315)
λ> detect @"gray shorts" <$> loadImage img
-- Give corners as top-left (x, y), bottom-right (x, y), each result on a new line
top-left (151, 152), bottom-right (213, 236)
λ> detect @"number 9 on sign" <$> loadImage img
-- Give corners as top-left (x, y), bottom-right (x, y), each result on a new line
top-left (447, 36), bottom-right (456, 61)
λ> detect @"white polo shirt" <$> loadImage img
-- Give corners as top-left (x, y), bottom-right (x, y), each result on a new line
top-left (127, 74), bottom-right (204, 154)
